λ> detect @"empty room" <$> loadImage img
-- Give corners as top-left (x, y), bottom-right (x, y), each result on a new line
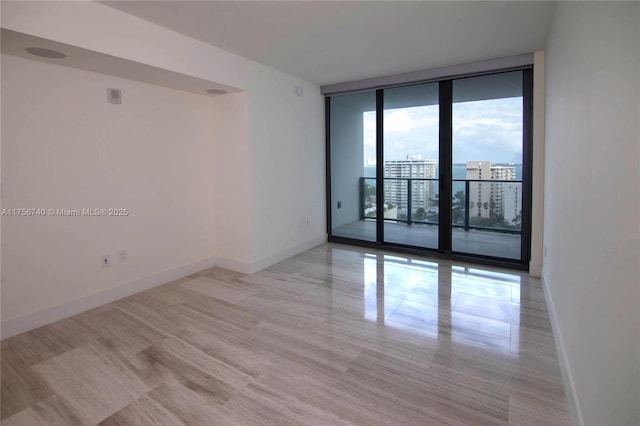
top-left (1, 1), bottom-right (638, 425)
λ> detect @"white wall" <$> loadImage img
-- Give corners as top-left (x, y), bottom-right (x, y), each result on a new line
top-left (1, 54), bottom-right (216, 324)
top-left (530, 50), bottom-right (545, 277)
top-left (543, 2), bottom-right (640, 425)
top-left (1, 1), bottom-right (326, 334)
top-left (246, 75), bottom-right (327, 271)
top-left (1, 1), bottom-right (326, 273)
top-left (210, 92), bottom-right (252, 271)
top-left (212, 78), bottom-right (327, 274)
top-left (0, 49), bottom-right (3, 339)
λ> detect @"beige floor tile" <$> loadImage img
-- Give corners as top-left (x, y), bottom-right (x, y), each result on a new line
top-left (2, 395), bottom-right (88, 426)
top-left (1, 243), bottom-right (570, 425)
top-left (32, 341), bottom-right (152, 424)
top-left (180, 276), bottom-right (253, 304)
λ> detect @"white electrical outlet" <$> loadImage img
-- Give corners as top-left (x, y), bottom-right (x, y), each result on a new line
top-left (102, 255), bottom-right (111, 267)
top-left (119, 250), bottom-right (127, 263)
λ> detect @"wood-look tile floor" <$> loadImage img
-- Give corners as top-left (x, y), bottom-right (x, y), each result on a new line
top-left (1, 243), bottom-right (571, 425)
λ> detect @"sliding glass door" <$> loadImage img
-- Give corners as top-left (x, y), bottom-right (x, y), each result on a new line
top-left (451, 71), bottom-right (526, 260)
top-left (383, 83), bottom-right (439, 248)
top-left (329, 91), bottom-right (377, 242)
top-left (327, 69), bottom-right (532, 268)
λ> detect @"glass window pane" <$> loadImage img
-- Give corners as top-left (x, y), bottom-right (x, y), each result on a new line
top-left (452, 71), bottom-right (523, 260)
top-left (382, 82), bottom-right (439, 249)
top-left (330, 91), bottom-right (377, 242)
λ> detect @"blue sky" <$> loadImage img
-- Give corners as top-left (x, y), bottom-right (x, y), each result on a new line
top-left (363, 97), bottom-right (523, 165)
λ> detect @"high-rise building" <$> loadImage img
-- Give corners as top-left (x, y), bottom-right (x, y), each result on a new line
top-left (502, 182), bottom-right (521, 225)
top-left (384, 155), bottom-right (437, 219)
top-left (466, 161), bottom-right (520, 222)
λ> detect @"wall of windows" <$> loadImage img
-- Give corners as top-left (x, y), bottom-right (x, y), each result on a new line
top-left (326, 68), bottom-right (532, 268)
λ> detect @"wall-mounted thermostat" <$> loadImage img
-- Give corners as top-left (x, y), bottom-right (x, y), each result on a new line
top-left (107, 88), bottom-right (122, 104)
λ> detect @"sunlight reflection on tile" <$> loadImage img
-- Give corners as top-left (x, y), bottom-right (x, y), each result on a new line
top-left (359, 249), bottom-right (529, 357)
top-left (454, 266), bottom-right (523, 284)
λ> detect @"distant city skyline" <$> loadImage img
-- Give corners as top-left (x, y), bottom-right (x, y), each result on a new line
top-left (363, 96), bottom-right (523, 165)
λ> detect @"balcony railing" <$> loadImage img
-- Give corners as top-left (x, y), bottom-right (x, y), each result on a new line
top-left (360, 177), bottom-right (522, 235)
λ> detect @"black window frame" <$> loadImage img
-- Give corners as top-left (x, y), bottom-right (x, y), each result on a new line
top-left (325, 67), bottom-right (534, 271)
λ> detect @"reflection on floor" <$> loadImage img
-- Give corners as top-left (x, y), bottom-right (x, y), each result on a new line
top-left (1, 243), bottom-right (570, 425)
top-left (333, 219), bottom-right (522, 259)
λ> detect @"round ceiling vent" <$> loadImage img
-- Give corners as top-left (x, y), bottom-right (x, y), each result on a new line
top-left (25, 47), bottom-right (66, 59)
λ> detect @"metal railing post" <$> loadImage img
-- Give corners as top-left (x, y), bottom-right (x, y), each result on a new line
top-left (464, 180), bottom-right (470, 231)
top-left (359, 177), bottom-right (365, 220)
top-left (407, 178), bottom-right (412, 225)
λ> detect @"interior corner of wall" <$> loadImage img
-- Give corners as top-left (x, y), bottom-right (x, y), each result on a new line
top-left (529, 262), bottom-right (542, 278)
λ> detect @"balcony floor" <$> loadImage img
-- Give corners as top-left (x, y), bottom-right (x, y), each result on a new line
top-left (333, 220), bottom-right (522, 260)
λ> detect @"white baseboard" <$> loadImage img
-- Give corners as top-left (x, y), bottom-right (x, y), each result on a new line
top-left (541, 270), bottom-right (584, 426)
top-left (214, 256), bottom-right (254, 274)
top-left (249, 235), bottom-right (328, 274)
top-left (1, 256), bottom-right (217, 339)
top-left (1, 236), bottom-right (329, 339)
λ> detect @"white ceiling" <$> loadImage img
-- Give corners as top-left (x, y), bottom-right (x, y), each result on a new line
top-left (0, 29), bottom-right (239, 96)
top-left (101, 1), bottom-right (556, 86)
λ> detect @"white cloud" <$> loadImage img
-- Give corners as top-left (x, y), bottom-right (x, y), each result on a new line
top-left (363, 111), bottom-right (377, 167)
top-left (361, 96), bottom-right (523, 166)
top-left (452, 97), bottom-right (523, 163)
